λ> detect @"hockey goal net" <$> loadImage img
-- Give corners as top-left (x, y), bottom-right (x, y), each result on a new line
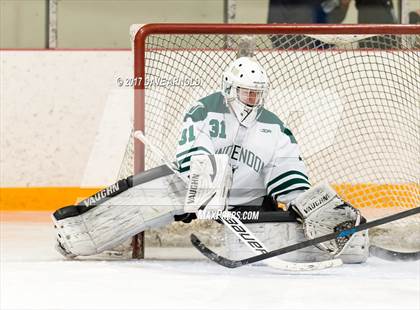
top-left (118, 24), bottom-right (419, 258)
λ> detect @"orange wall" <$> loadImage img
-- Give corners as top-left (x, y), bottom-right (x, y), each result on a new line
top-left (0, 183), bottom-right (418, 212)
top-left (0, 187), bottom-right (101, 211)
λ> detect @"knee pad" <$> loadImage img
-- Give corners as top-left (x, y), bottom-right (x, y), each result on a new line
top-left (223, 215), bottom-right (369, 263)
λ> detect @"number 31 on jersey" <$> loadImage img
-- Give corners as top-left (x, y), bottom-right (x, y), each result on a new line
top-left (179, 119), bottom-right (226, 145)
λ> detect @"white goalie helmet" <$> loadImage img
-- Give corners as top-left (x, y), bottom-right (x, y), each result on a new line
top-left (222, 57), bottom-right (269, 127)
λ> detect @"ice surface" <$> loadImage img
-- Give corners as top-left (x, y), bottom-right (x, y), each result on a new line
top-left (1, 217), bottom-right (419, 310)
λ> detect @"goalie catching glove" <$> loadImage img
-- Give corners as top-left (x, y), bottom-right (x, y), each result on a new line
top-left (289, 183), bottom-right (361, 256)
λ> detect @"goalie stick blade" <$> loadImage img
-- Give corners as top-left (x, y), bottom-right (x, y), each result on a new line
top-left (191, 234), bottom-right (343, 271)
top-left (369, 245), bottom-right (420, 262)
top-left (192, 207), bottom-right (420, 268)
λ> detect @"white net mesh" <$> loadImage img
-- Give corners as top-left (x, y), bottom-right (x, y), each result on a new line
top-left (120, 26), bottom-right (419, 254)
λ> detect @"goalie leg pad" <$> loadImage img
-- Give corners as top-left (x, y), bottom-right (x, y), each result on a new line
top-left (224, 221), bottom-right (369, 264)
top-left (53, 172), bottom-right (186, 257)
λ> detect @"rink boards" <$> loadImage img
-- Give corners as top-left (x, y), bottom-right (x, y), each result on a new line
top-left (1, 50), bottom-right (418, 212)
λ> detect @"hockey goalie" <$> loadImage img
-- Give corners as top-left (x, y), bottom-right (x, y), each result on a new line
top-left (52, 57), bottom-right (368, 264)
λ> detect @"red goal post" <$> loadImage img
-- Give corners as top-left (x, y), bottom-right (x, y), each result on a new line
top-left (127, 23), bottom-right (419, 258)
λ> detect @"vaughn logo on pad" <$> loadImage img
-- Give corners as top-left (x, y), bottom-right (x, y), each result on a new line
top-left (82, 182), bottom-right (120, 207)
top-left (186, 173), bottom-right (201, 205)
top-left (303, 193), bottom-right (331, 215)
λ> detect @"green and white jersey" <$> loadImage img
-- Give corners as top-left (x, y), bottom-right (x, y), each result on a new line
top-left (176, 92), bottom-right (310, 206)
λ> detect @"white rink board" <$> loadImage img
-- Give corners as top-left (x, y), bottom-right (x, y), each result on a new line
top-left (1, 49), bottom-right (418, 189)
top-left (0, 51), bottom-right (133, 187)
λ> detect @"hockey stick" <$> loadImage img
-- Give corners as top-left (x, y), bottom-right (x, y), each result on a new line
top-left (133, 130), bottom-right (342, 271)
top-left (190, 206), bottom-right (420, 268)
top-left (209, 208), bottom-right (342, 271)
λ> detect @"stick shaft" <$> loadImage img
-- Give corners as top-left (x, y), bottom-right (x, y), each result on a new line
top-left (237, 206), bottom-right (419, 266)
